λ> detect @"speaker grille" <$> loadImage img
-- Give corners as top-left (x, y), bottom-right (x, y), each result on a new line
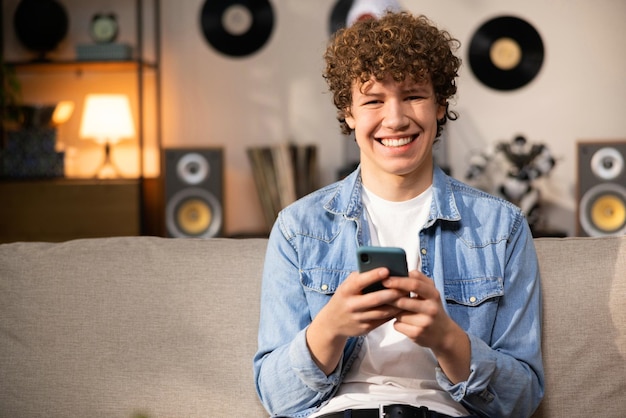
top-left (577, 141), bottom-right (626, 237)
top-left (164, 148), bottom-right (223, 238)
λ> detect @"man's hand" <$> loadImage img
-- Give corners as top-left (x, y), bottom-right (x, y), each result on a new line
top-left (306, 267), bottom-right (407, 375)
top-left (385, 270), bottom-right (471, 383)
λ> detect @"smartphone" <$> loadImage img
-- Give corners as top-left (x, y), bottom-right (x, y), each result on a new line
top-left (357, 246), bottom-right (409, 294)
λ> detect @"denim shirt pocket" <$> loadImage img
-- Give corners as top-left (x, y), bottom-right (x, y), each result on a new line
top-left (443, 277), bottom-right (504, 335)
top-left (301, 269), bottom-right (350, 316)
top-left (444, 277), bottom-right (504, 306)
top-left (301, 268), bottom-right (349, 294)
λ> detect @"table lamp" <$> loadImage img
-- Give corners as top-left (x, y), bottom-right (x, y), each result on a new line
top-left (79, 94), bottom-right (135, 179)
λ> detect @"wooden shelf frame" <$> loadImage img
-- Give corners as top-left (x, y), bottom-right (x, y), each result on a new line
top-left (0, 0), bottom-right (163, 237)
top-left (3, 59), bottom-right (158, 74)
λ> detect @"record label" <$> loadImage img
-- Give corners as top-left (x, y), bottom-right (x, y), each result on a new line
top-left (200, 0), bottom-right (274, 57)
top-left (490, 37), bottom-right (521, 70)
top-left (222, 5), bottom-right (253, 36)
top-left (468, 16), bottom-right (544, 91)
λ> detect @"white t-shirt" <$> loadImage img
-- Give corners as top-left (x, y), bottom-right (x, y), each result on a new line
top-left (310, 185), bottom-right (469, 417)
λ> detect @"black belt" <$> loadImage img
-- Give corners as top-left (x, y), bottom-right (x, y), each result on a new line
top-left (318, 404), bottom-right (455, 418)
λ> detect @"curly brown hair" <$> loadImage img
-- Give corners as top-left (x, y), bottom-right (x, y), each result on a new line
top-left (323, 12), bottom-right (461, 136)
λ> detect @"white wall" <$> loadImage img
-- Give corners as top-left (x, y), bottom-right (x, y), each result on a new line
top-left (407, 0), bottom-right (626, 237)
top-left (4, 0), bottom-right (626, 236)
top-left (161, 0), bottom-right (626, 236)
top-left (160, 0), bottom-right (341, 235)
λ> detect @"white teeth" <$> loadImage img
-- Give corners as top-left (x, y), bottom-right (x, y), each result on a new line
top-left (380, 137), bottom-right (413, 147)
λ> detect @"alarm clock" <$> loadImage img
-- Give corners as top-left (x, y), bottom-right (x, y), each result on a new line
top-left (90, 13), bottom-right (118, 43)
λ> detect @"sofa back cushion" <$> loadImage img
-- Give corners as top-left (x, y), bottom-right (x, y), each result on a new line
top-left (0, 237), bottom-right (269, 417)
top-left (2, 235), bottom-right (626, 418)
top-left (532, 236), bottom-right (626, 418)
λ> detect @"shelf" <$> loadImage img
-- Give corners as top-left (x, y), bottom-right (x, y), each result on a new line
top-left (0, 177), bottom-right (140, 186)
top-left (5, 59), bottom-right (158, 74)
top-left (0, 178), bottom-right (142, 243)
top-left (1, 0), bottom-right (163, 238)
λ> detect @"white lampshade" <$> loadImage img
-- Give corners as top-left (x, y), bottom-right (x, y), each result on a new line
top-left (79, 94), bottom-right (135, 145)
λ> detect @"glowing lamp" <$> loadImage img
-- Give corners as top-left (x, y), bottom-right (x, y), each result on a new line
top-left (79, 94), bottom-right (135, 178)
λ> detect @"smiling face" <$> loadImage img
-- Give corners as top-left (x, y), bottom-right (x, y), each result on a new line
top-left (345, 75), bottom-right (445, 200)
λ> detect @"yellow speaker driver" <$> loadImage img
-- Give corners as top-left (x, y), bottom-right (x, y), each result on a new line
top-left (177, 198), bottom-right (213, 236)
top-left (580, 183), bottom-right (626, 236)
top-left (590, 194), bottom-right (626, 233)
top-left (166, 187), bottom-right (223, 238)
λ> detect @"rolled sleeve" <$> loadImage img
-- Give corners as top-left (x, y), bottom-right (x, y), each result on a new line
top-left (289, 327), bottom-right (343, 392)
top-left (436, 333), bottom-right (497, 403)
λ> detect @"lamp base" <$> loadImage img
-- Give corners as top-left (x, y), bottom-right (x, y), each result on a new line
top-left (94, 142), bottom-right (123, 179)
top-left (96, 162), bottom-right (121, 179)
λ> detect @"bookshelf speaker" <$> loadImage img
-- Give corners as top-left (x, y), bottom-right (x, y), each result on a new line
top-left (577, 141), bottom-right (626, 237)
top-left (164, 148), bottom-right (223, 238)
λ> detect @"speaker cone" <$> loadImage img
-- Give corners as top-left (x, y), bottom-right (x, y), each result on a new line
top-left (166, 188), bottom-right (223, 238)
top-left (579, 184), bottom-right (626, 236)
top-left (176, 198), bottom-right (212, 236)
top-left (177, 152), bottom-right (210, 185)
top-left (590, 147), bottom-right (624, 180)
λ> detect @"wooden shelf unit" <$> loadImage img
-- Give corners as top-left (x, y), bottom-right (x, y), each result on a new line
top-left (4, 59), bottom-right (158, 74)
top-left (0, 178), bottom-right (141, 243)
top-left (0, 0), bottom-right (163, 241)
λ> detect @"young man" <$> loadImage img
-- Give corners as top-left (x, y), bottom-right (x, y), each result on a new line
top-left (254, 12), bottom-right (544, 418)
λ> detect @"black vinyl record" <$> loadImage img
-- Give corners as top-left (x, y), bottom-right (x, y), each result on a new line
top-left (329, 0), bottom-right (352, 35)
top-left (468, 16), bottom-right (544, 91)
top-left (200, 0), bottom-right (274, 57)
top-left (13, 0), bottom-right (69, 60)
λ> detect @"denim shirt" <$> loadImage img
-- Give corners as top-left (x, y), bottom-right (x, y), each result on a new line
top-left (253, 166), bottom-right (544, 418)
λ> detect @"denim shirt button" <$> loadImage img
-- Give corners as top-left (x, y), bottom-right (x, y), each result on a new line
top-left (469, 296), bottom-right (477, 303)
top-left (321, 284), bottom-right (329, 291)
top-left (421, 248), bottom-right (427, 255)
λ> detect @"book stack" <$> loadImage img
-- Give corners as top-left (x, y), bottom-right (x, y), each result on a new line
top-left (0, 127), bottom-right (64, 178)
top-left (76, 43), bottom-right (132, 61)
top-left (247, 144), bottom-right (319, 230)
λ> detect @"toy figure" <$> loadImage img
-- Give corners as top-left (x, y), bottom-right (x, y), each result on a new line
top-left (466, 135), bottom-right (556, 231)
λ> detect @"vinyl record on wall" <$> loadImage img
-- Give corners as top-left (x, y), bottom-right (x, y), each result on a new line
top-left (329, 0), bottom-right (352, 34)
top-left (200, 0), bottom-right (274, 57)
top-left (13, 0), bottom-right (69, 60)
top-left (468, 16), bottom-right (544, 91)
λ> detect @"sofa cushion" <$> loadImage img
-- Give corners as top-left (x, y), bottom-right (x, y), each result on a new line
top-left (0, 237), bottom-right (268, 417)
top-left (532, 236), bottom-right (626, 418)
top-left (2, 235), bottom-right (626, 418)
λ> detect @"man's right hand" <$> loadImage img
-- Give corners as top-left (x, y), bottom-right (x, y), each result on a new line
top-left (305, 268), bottom-right (406, 375)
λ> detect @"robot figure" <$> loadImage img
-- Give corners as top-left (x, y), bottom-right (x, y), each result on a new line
top-left (466, 135), bottom-right (556, 231)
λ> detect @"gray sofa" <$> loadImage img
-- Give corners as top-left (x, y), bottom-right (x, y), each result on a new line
top-left (1, 236), bottom-right (625, 418)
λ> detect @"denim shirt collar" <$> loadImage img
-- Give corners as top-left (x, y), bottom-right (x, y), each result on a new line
top-left (323, 165), bottom-right (462, 225)
top-left (323, 168), bottom-right (363, 220)
top-left (429, 165), bottom-right (462, 225)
